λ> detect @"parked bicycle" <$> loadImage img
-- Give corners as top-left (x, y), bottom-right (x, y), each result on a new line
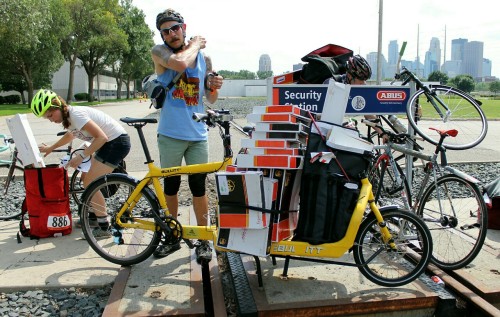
top-left (0, 134), bottom-right (24, 220)
top-left (364, 119), bottom-right (488, 270)
top-left (389, 42), bottom-right (487, 150)
top-left (79, 110), bottom-right (433, 287)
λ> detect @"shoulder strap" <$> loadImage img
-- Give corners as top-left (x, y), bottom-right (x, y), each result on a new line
top-left (166, 71), bottom-right (184, 91)
top-left (17, 198), bottom-right (30, 242)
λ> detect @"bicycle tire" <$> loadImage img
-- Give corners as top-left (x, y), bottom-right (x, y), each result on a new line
top-left (80, 174), bottom-right (162, 266)
top-left (369, 154), bottom-right (412, 209)
top-left (353, 208), bottom-right (432, 287)
top-left (0, 163), bottom-right (25, 220)
top-left (406, 85), bottom-right (487, 150)
top-left (417, 174), bottom-right (487, 270)
top-left (70, 169), bottom-right (85, 206)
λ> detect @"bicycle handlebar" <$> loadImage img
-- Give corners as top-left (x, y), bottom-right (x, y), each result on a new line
top-left (192, 110), bottom-right (233, 127)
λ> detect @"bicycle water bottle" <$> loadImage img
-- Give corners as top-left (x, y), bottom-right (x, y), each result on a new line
top-left (388, 115), bottom-right (407, 133)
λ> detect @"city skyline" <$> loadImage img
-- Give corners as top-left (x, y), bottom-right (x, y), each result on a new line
top-left (132, 0), bottom-right (500, 77)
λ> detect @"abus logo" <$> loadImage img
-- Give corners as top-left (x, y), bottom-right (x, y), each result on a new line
top-left (377, 91), bottom-right (406, 101)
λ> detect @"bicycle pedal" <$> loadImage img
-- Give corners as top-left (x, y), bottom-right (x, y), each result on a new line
top-left (184, 239), bottom-right (195, 249)
top-left (387, 186), bottom-right (404, 195)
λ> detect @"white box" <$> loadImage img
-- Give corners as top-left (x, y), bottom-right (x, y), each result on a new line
top-left (216, 226), bottom-right (271, 257)
top-left (216, 171), bottom-right (268, 229)
top-left (321, 81), bottom-right (351, 125)
top-left (311, 121), bottom-right (373, 155)
top-left (6, 114), bottom-right (45, 167)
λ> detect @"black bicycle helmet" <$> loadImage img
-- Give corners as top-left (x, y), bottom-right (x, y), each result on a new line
top-left (156, 8), bottom-right (184, 30)
top-left (346, 55), bottom-right (372, 81)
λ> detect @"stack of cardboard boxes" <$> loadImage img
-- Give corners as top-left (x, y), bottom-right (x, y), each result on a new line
top-left (215, 105), bottom-right (312, 256)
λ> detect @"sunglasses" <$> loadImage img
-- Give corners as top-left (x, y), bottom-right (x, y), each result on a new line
top-left (160, 23), bottom-right (183, 36)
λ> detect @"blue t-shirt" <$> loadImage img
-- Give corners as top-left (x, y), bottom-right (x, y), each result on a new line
top-left (157, 50), bottom-right (208, 141)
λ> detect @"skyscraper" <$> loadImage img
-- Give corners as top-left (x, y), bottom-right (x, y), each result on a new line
top-left (259, 54), bottom-right (272, 72)
top-left (451, 38), bottom-right (468, 62)
top-left (388, 40), bottom-right (399, 65)
top-left (424, 37), bottom-right (441, 77)
top-left (463, 41), bottom-right (483, 79)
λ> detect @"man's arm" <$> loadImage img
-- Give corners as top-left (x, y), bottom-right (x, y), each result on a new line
top-left (151, 36), bottom-right (206, 74)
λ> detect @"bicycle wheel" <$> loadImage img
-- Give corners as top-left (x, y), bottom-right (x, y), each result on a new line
top-left (353, 208), bottom-right (432, 287)
top-left (369, 154), bottom-right (412, 209)
top-left (417, 174), bottom-right (487, 270)
top-left (70, 170), bottom-right (85, 206)
top-left (80, 174), bottom-right (162, 266)
top-left (406, 85), bottom-right (487, 150)
top-left (0, 163), bottom-right (25, 220)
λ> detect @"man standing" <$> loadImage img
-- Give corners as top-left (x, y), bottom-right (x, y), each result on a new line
top-left (151, 8), bottom-right (223, 263)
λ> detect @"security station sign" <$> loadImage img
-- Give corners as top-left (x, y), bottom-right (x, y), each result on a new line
top-left (272, 85), bottom-right (410, 115)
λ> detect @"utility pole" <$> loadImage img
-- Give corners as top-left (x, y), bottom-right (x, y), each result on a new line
top-left (377, 0), bottom-right (383, 85)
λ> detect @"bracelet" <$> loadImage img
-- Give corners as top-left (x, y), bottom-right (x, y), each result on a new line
top-left (79, 152), bottom-right (86, 159)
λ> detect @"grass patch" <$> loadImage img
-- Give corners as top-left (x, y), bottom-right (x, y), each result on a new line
top-left (0, 98), bottom-right (139, 117)
top-left (1, 96), bottom-right (499, 118)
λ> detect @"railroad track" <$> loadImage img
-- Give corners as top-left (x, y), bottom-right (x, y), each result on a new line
top-left (100, 243), bottom-right (499, 316)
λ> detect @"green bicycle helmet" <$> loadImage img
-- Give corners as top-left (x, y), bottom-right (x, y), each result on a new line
top-left (31, 89), bottom-right (58, 117)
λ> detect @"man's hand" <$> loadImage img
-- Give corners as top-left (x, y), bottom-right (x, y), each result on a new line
top-left (188, 36), bottom-right (206, 50)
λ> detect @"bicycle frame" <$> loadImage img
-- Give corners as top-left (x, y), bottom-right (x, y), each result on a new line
top-left (400, 68), bottom-right (452, 122)
top-left (269, 178), bottom-right (396, 258)
top-left (111, 116), bottom-right (396, 260)
top-left (114, 164), bottom-right (395, 259)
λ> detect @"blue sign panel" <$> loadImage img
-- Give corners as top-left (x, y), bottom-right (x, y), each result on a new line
top-left (272, 85), bottom-right (410, 115)
top-left (273, 85), bottom-right (327, 113)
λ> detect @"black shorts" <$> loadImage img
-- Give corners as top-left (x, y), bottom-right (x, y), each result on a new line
top-left (94, 134), bottom-right (131, 168)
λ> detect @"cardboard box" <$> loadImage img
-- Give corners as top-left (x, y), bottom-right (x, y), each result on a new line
top-left (263, 177), bottom-right (278, 210)
top-left (215, 171), bottom-right (268, 229)
top-left (251, 131), bottom-right (307, 143)
top-left (236, 154), bottom-right (303, 169)
top-left (321, 81), bottom-right (351, 125)
top-left (254, 122), bottom-right (308, 133)
top-left (272, 70), bottom-right (301, 84)
top-left (246, 148), bottom-right (303, 156)
top-left (326, 124), bottom-right (374, 155)
top-left (311, 121), bottom-right (373, 155)
top-left (6, 114), bottom-right (45, 167)
top-left (240, 138), bottom-right (301, 149)
top-left (246, 113), bottom-right (311, 125)
top-left (252, 105), bottom-right (311, 118)
top-left (216, 226), bottom-right (271, 257)
top-left (260, 169), bottom-right (301, 242)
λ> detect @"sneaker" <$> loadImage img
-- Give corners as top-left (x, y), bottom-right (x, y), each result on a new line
top-left (91, 227), bottom-right (112, 239)
top-left (75, 218), bottom-right (99, 228)
top-left (195, 241), bottom-right (212, 264)
top-left (153, 242), bottom-right (181, 258)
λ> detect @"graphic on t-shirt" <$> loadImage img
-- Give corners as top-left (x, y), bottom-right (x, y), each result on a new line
top-left (173, 74), bottom-right (200, 106)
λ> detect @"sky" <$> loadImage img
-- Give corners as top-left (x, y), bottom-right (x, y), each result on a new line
top-left (132, 0), bottom-right (500, 77)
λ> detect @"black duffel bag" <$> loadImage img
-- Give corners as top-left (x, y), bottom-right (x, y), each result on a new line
top-left (294, 131), bottom-right (371, 244)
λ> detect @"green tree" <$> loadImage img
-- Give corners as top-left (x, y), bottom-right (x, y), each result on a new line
top-left (449, 74), bottom-right (475, 93)
top-left (427, 71), bottom-right (448, 84)
top-left (0, 0), bottom-right (70, 102)
top-left (490, 81), bottom-right (500, 95)
top-left (218, 70), bottom-right (256, 79)
top-left (113, 0), bottom-right (154, 99)
top-left (74, 0), bottom-right (129, 101)
top-left (257, 70), bottom-right (273, 80)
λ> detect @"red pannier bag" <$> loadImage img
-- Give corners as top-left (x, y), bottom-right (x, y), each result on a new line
top-left (19, 165), bottom-right (72, 239)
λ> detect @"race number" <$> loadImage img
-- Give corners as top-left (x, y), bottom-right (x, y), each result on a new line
top-left (47, 215), bottom-right (71, 230)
